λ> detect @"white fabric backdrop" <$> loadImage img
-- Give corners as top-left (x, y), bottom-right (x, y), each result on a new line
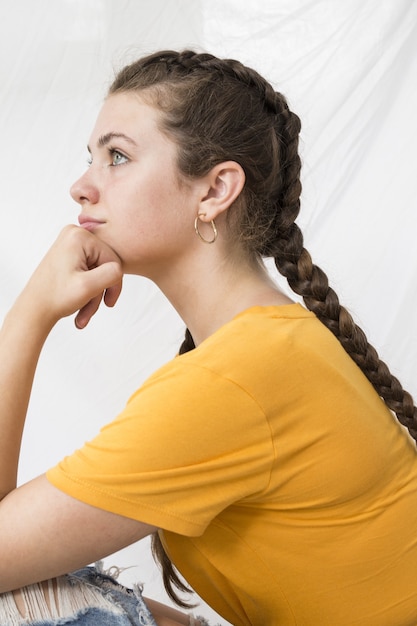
top-left (0, 1), bottom-right (416, 622)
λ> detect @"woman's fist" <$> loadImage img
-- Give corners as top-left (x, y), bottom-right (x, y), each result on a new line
top-left (24, 226), bottom-right (123, 329)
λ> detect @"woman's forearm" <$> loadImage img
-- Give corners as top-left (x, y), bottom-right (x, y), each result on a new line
top-left (0, 227), bottom-right (123, 500)
top-left (0, 291), bottom-right (53, 499)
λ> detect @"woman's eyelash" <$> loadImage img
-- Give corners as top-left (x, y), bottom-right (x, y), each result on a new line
top-left (85, 148), bottom-right (128, 167)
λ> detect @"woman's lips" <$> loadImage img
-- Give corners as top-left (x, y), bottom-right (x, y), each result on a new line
top-left (78, 215), bottom-right (105, 231)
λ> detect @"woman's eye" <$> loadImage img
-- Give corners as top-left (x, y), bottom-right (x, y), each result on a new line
top-left (110, 150), bottom-right (128, 166)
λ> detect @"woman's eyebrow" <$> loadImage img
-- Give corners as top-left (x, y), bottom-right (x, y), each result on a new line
top-left (87, 132), bottom-right (138, 152)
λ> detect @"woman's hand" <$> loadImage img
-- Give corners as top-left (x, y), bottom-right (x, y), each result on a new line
top-left (0, 226), bottom-right (124, 500)
top-left (24, 225), bottom-right (123, 330)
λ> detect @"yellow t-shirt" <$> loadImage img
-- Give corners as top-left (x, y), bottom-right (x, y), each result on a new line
top-left (47, 304), bottom-right (417, 625)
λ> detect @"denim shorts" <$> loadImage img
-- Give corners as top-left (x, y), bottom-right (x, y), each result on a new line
top-left (0, 565), bottom-right (158, 626)
top-left (0, 565), bottom-right (214, 626)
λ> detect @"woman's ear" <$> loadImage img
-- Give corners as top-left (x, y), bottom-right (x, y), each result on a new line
top-left (198, 161), bottom-right (245, 221)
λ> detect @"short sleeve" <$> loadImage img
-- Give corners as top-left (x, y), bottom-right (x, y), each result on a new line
top-left (47, 358), bottom-right (274, 536)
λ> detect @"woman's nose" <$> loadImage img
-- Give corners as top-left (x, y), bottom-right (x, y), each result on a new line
top-left (70, 171), bottom-right (99, 205)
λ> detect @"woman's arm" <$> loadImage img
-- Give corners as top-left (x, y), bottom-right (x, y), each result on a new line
top-left (0, 227), bottom-right (204, 624)
top-left (0, 292), bottom-right (50, 499)
top-left (0, 226), bottom-right (150, 590)
top-left (0, 225), bottom-right (123, 500)
top-left (0, 476), bottom-right (156, 592)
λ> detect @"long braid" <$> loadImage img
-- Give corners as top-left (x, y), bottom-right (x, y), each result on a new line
top-left (269, 94), bottom-right (417, 440)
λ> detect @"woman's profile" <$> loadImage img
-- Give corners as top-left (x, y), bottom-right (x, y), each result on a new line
top-left (0, 49), bottom-right (416, 626)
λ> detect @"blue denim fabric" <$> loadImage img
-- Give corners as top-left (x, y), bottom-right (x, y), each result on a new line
top-left (7, 566), bottom-right (158, 626)
top-left (66, 566), bottom-right (158, 625)
top-left (0, 566), bottom-right (222, 626)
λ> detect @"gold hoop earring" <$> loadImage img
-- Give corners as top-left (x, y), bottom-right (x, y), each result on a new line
top-left (194, 214), bottom-right (218, 244)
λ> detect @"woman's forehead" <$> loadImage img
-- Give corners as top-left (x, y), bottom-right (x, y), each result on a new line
top-left (89, 93), bottom-right (162, 145)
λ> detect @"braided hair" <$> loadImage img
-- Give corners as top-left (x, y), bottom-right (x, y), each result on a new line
top-left (109, 49), bottom-right (417, 604)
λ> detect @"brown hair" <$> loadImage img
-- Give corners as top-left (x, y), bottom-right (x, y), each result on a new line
top-left (109, 49), bottom-right (417, 605)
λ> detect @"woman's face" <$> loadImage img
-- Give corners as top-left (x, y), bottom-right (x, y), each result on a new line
top-left (70, 92), bottom-right (201, 277)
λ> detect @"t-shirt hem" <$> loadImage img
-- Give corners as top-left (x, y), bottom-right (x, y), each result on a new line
top-left (46, 467), bottom-right (206, 537)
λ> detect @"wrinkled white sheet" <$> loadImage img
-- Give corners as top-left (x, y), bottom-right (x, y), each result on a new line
top-left (0, 1), bottom-right (416, 621)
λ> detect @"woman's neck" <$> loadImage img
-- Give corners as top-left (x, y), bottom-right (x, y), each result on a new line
top-left (155, 253), bottom-right (293, 346)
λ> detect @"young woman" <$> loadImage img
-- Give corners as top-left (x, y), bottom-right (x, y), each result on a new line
top-left (1, 49), bottom-right (417, 626)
